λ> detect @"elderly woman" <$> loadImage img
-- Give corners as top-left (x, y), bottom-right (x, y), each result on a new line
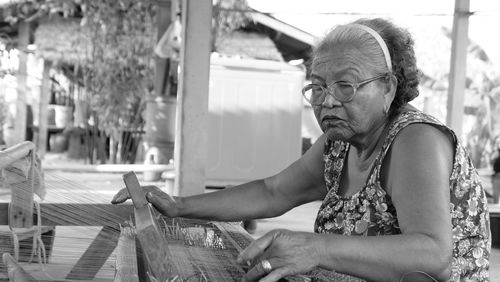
top-left (113, 18), bottom-right (490, 281)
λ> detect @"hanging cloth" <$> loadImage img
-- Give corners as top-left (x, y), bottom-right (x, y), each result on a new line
top-left (154, 15), bottom-right (182, 60)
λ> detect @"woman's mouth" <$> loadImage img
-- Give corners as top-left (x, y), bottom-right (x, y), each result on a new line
top-left (322, 115), bottom-right (343, 123)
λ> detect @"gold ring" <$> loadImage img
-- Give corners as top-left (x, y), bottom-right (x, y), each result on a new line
top-left (261, 259), bottom-right (272, 273)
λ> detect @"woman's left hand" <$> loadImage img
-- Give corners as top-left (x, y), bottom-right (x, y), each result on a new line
top-left (237, 229), bottom-right (321, 282)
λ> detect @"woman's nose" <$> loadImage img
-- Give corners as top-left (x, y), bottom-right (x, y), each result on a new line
top-left (322, 93), bottom-right (342, 107)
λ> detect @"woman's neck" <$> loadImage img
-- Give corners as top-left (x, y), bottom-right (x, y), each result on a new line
top-left (349, 117), bottom-right (390, 167)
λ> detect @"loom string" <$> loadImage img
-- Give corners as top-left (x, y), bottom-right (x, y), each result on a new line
top-left (2, 166), bottom-right (128, 279)
top-left (30, 201), bottom-right (47, 265)
top-left (35, 171), bottom-right (128, 277)
top-left (29, 151), bottom-right (48, 266)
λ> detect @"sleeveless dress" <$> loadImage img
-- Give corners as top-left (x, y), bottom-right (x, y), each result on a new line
top-left (314, 110), bottom-right (491, 281)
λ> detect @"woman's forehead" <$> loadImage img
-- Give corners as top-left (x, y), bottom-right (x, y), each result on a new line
top-left (312, 46), bottom-right (368, 75)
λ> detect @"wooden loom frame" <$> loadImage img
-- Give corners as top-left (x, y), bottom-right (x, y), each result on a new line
top-left (0, 142), bottom-right (257, 281)
top-left (0, 142), bottom-right (368, 281)
top-left (0, 141), bottom-right (138, 281)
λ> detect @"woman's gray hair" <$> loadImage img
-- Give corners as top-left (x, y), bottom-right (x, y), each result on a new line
top-left (313, 18), bottom-right (420, 117)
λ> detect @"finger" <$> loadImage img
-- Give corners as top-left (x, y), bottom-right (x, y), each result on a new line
top-left (260, 267), bottom-right (292, 282)
top-left (111, 188), bottom-right (130, 204)
top-left (111, 185), bottom-right (161, 204)
top-left (144, 186), bottom-right (172, 203)
top-left (143, 185), bottom-right (162, 192)
top-left (237, 232), bottom-right (275, 264)
top-left (146, 191), bottom-right (175, 214)
top-left (242, 259), bottom-right (271, 282)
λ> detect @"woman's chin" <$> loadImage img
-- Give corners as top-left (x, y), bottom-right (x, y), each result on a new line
top-left (324, 128), bottom-right (351, 142)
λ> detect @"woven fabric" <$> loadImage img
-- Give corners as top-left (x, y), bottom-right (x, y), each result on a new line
top-left (160, 217), bottom-right (364, 281)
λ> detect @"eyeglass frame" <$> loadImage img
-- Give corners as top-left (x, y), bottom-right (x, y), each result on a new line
top-left (301, 73), bottom-right (390, 105)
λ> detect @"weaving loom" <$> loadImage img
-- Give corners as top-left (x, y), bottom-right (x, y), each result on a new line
top-left (0, 142), bottom-right (363, 281)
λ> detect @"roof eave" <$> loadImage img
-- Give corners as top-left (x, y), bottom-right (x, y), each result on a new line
top-left (250, 12), bottom-right (317, 46)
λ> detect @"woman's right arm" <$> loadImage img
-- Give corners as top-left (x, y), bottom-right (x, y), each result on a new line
top-left (112, 134), bottom-right (328, 222)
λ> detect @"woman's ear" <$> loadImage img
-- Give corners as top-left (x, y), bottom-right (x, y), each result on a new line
top-left (384, 75), bottom-right (397, 109)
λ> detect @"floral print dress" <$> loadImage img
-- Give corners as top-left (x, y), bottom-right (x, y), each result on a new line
top-left (314, 110), bottom-right (491, 281)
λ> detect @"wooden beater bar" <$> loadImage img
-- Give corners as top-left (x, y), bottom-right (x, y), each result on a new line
top-left (123, 171), bottom-right (174, 281)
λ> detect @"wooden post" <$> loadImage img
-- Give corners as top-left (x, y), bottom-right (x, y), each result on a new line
top-left (174, 0), bottom-right (212, 196)
top-left (3, 142), bottom-right (36, 229)
top-left (37, 60), bottom-right (51, 158)
top-left (14, 21), bottom-right (30, 144)
top-left (446, 0), bottom-right (470, 140)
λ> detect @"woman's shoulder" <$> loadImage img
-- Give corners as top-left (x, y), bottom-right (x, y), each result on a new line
top-left (391, 122), bottom-right (454, 157)
top-left (386, 106), bottom-right (457, 149)
top-left (381, 108), bottom-right (455, 180)
top-left (391, 106), bottom-right (446, 129)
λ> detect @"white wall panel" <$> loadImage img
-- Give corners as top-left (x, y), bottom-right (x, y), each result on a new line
top-left (206, 57), bottom-right (305, 186)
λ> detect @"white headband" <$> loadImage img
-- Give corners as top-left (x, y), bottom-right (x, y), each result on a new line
top-left (347, 24), bottom-right (393, 72)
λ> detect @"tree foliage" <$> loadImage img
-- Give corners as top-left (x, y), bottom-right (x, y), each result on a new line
top-left (212, 0), bottom-right (251, 44)
top-left (80, 0), bottom-right (156, 135)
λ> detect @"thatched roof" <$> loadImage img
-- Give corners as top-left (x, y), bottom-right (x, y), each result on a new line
top-left (34, 17), bottom-right (91, 64)
top-left (215, 30), bottom-right (284, 61)
top-left (35, 17), bottom-right (284, 65)
top-left (34, 16), bottom-right (156, 65)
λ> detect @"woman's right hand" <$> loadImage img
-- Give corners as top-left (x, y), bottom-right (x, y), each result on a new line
top-left (111, 185), bottom-right (181, 218)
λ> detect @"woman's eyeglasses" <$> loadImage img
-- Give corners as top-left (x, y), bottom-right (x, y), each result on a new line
top-left (302, 73), bottom-right (389, 105)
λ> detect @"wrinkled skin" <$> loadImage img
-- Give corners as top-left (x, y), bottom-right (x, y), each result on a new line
top-left (311, 44), bottom-right (391, 147)
top-left (237, 229), bottom-right (320, 282)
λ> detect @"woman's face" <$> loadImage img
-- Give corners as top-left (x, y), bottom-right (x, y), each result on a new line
top-left (311, 44), bottom-right (388, 143)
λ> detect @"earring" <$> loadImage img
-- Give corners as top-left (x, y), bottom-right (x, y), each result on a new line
top-left (383, 104), bottom-right (389, 115)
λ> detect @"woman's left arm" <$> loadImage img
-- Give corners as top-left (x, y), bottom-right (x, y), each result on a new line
top-left (238, 123), bottom-right (454, 282)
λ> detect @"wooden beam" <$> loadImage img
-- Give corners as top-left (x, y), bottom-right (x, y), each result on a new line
top-left (0, 203), bottom-right (133, 226)
top-left (174, 0), bottom-right (212, 196)
top-left (66, 226), bottom-right (120, 280)
top-left (446, 0), bottom-right (470, 139)
top-left (43, 163), bottom-right (173, 173)
top-left (14, 21), bottom-right (30, 144)
top-left (37, 60), bottom-right (51, 158)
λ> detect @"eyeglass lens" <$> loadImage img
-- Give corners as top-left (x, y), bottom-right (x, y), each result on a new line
top-left (303, 83), bottom-right (355, 104)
